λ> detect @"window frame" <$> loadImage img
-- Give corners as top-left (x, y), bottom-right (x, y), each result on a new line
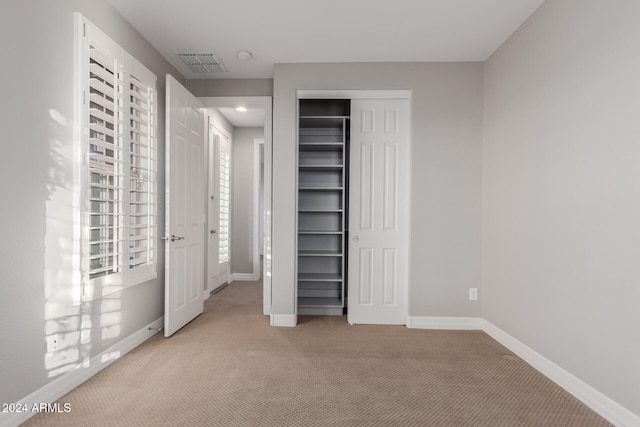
top-left (74, 14), bottom-right (158, 301)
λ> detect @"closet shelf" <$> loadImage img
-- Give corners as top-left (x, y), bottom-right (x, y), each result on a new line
top-left (299, 165), bottom-right (343, 171)
top-left (298, 250), bottom-right (343, 257)
top-left (299, 143), bottom-right (344, 151)
top-left (298, 187), bottom-right (343, 191)
top-left (298, 297), bottom-right (343, 308)
top-left (297, 230), bottom-right (343, 235)
top-left (298, 273), bottom-right (343, 282)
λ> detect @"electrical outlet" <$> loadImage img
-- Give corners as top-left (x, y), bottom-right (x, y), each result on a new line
top-left (47, 334), bottom-right (60, 352)
top-left (469, 288), bottom-right (478, 301)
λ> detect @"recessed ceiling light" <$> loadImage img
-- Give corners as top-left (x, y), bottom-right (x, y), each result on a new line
top-left (237, 50), bottom-right (253, 61)
top-left (236, 106), bottom-right (248, 112)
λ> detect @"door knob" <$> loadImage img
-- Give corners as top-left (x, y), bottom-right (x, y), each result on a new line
top-left (210, 229), bottom-right (216, 234)
top-left (353, 236), bottom-right (359, 242)
top-left (162, 234), bottom-right (184, 242)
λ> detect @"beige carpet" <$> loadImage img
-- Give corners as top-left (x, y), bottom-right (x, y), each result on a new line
top-left (25, 281), bottom-right (609, 426)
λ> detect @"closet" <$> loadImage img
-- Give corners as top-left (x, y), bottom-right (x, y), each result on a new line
top-left (297, 100), bottom-right (350, 315)
top-left (296, 94), bottom-right (410, 324)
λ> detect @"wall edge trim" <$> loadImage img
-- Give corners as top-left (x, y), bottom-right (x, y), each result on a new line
top-left (481, 320), bottom-right (639, 427)
top-left (0, 317), bottom-right (164, 427)
top-left (406, 316), bottom-right (483, 330)
top-left (269, 314), bottom-right (297, 327)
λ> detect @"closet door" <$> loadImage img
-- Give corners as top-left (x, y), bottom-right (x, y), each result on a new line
top-left (348, 98), bottom-right (410, 325)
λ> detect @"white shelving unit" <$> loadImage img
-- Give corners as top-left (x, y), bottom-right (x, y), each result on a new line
top-left (297, 114), bottom-right (348, 315)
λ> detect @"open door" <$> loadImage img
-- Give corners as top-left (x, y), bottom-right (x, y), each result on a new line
top-left (164, 75), bottom-right (205, 336)
top-left (206, 122), bottom-right (231, 291)
top-left (348, 98), bottom-right (410, 325)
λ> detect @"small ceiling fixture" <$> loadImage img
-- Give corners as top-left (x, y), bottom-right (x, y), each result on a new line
top-left (236, 106), bottom-right (248, 112)
top-left (237, 50), bottom-right (253, 61)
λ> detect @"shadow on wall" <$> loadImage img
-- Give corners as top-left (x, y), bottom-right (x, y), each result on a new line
top-left (43, 108), bottom-right (122, 380)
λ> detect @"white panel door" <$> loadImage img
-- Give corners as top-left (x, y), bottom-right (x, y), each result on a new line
top-left (348, 98), bottom-right (410, 325)
top-left (165, 75), bottom-right (205, 337)
top-left (206, 123), bottom-right (231, 290)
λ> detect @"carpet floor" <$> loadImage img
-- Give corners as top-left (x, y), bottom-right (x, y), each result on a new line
top-left (24, 281), bottom-right (610, 426)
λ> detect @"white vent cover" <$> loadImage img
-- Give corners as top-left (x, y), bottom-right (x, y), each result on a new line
top-left (177, 53), bottom-right (227, 73)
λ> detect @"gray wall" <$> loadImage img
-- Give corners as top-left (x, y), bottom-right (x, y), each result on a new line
top-left (0, 0), bottom-right (184, 406)
top-left (272, 63), bottom-right (484, 317)
top-left (483, 0), bottom-right (640, 416)
top-left (187, 79), bottom-right (273, 97)
top-left (231, 127), bottom-right (264, 275)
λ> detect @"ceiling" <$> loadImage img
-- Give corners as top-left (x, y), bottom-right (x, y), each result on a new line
top-left (215, 106), bottom-right (265, 128)
top-left (106, 0), bottom-right (545, 80)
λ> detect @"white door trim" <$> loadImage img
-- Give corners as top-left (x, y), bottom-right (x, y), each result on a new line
top-left (297, 90), bottom-right (412, 100)
top-left (253, 138), bottom-right (264, 281)
top-left (200, 96), bottom-right (273, 315)
top-left (295, 90), bottom-right (412, 325)
top-left (206, 118), bottom-right (232, 292)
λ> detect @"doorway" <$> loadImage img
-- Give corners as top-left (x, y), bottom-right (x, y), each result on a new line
top-left (201, 96), bottom-right (273, 316)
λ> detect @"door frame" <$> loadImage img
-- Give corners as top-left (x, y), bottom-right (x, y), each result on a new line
top-left (296, 90), bottom-right (413, 322)
top-left (254, 138), bottom-right (265, 280)
top-left (200, 96), bottom-right (273, 316)
top-left (206, 118), bottom-right (233, 293)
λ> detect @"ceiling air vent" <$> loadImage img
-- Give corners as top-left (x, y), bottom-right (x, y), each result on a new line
top-left (177, 53), bottom-right (227, 73)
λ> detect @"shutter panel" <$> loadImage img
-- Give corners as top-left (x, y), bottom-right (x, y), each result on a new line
top-left (77, 14), bottom-right (158, 298)
top-left (87, 42), bottom-right (124, 284)
top-left (219, 147), bottom-right (231, 264)
top-left (128, 71), bottom-right (157, 282)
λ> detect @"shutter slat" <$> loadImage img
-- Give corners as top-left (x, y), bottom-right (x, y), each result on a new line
top-left (129, 89), bottom-right (148, 102)
top-left (131, 129), bottom-right (149, 138)
top-left (89, 137), bottom-right (116, 151)
top-left (89, 48), bottom-right (114, 73)
top-left (89, 78), bottom-right (115, 98)
top-left (130, 102), bottom-right (148, 114)
top-left (130, 114), bottom-right (149, 126)
top-left (89, 93), bottom-right (114, 111)
top-left (90, 108), bottom-right (115, 125)
top-left (89, 122), bottom-right (115, 138)
top-left (89, 63), bottom-right (114, 82)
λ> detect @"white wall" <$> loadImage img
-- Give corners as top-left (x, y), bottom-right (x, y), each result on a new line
top-left (0, 0), bottom-right (184, 409)
top-left (272, 62), bottom-right (484, 318)
top-left (231, 127), bottom-right (264, 275)
top-left (187, 78), bottom-right (273, 97)
top-left (483, 0), bottom-right (640, 417)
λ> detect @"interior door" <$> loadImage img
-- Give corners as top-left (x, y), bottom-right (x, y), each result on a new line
top-left (207, 122), bottom-right (231, 290)
top-left (164, 75), bottom-right (205, 337)
top-left (348, 98), bottom-right (410, 325)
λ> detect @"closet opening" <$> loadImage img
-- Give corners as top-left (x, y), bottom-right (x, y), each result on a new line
top-left (297, 99), bottom-right (350, 316)
top-left (296, 90), bottom-right (411, 325)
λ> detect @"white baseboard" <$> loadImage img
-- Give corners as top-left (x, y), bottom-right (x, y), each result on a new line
top-left (407, 316), bottom-right (483, 330)
top-left (0, 317), bottom-right (164, 427)
top-left (270, 313), bottom-right (297, 327)
top-left (230, 273), bottom-right (259, 282)
top-left (203, 290), bottom-right (211, 300)
top-left (482, 320), bottom-right (639, 427)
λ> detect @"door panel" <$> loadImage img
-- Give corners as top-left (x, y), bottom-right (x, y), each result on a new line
top-left (348, 98), bottom-right (410, 325)
top-left (207, 124), bottom-right (231, 290)
top-left (165, 75), bottom-right (204, 337)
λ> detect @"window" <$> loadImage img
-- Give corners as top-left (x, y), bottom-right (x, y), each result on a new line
top-left (76, 14), bottom-right (157, 299)
top-left (219, 142), bottom-right (231, 264)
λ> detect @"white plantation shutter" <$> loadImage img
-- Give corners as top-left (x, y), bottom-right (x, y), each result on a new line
top-left (86, 39), bottom-right (125, 287)
top-left (77, 14), bottom-right (157, 298)
top-left (127, 70), bottom-right (157, 283)
top-left (219, 147), bottom-right (231, 264)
